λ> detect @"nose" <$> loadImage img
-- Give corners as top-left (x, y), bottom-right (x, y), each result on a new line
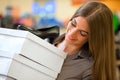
top-left (68, 28), bottom-right (77, 38)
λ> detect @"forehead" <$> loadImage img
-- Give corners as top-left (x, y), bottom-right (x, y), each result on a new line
top-left (74, 16), bottom-right (89, 31)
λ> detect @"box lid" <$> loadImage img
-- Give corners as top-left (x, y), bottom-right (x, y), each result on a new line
top-left (0, 28), bottom-right (66, 58)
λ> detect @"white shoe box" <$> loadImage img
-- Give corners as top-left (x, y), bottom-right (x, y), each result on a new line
top-left (0, 28), bottom-right (66, 80)
top-left (0, 50), bottom-right (57, 80)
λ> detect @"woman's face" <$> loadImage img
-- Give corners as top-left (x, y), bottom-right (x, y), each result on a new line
top-left (65, 16), bottom-right (89, 47)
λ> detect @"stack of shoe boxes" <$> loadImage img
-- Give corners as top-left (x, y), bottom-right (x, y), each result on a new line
top-left (0, 28), bottom-right (66, 80)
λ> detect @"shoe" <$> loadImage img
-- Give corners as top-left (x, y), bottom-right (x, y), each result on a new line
top-left (13, 24), bottom-right (60, 44)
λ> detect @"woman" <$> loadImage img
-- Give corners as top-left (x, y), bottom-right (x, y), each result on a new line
top-left (55, 1), bottom-right (116, 80)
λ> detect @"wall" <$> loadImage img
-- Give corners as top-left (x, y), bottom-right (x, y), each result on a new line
top-left (55, 0), bottom-right (79, 21)
top-left (0, 0), bottom-right (33, 15)
top-left (0, 0), bottom-right (120, 21)
top-left (102, 1), bottom-right (120, 12)
top-left (55, 0), bottom-right (120, 21)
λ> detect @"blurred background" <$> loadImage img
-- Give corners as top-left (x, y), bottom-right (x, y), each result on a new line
top-left (0, 0), bottom-right (120, 33)
top-left (0, 0), bottom-right (120, 79)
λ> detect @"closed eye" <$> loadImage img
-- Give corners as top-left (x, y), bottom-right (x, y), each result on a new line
top-left (71, 19), bottom-right (76, 27)
top-left (71, 21), bottom-right (76, 27)
top-left (80, 30), bottom-right (88, 37)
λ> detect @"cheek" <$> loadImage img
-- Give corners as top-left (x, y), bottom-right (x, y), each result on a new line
top-left (78, 37), bottom-right (88, 44)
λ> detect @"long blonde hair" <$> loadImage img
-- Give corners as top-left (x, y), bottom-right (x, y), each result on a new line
top-left (71, 1), bottom-right (116, 80)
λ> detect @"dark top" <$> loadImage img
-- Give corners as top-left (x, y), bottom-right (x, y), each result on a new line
top-left (54, 34), bottom-right (94, 80)
top-left (56, 50), bottom-right (93, 80)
